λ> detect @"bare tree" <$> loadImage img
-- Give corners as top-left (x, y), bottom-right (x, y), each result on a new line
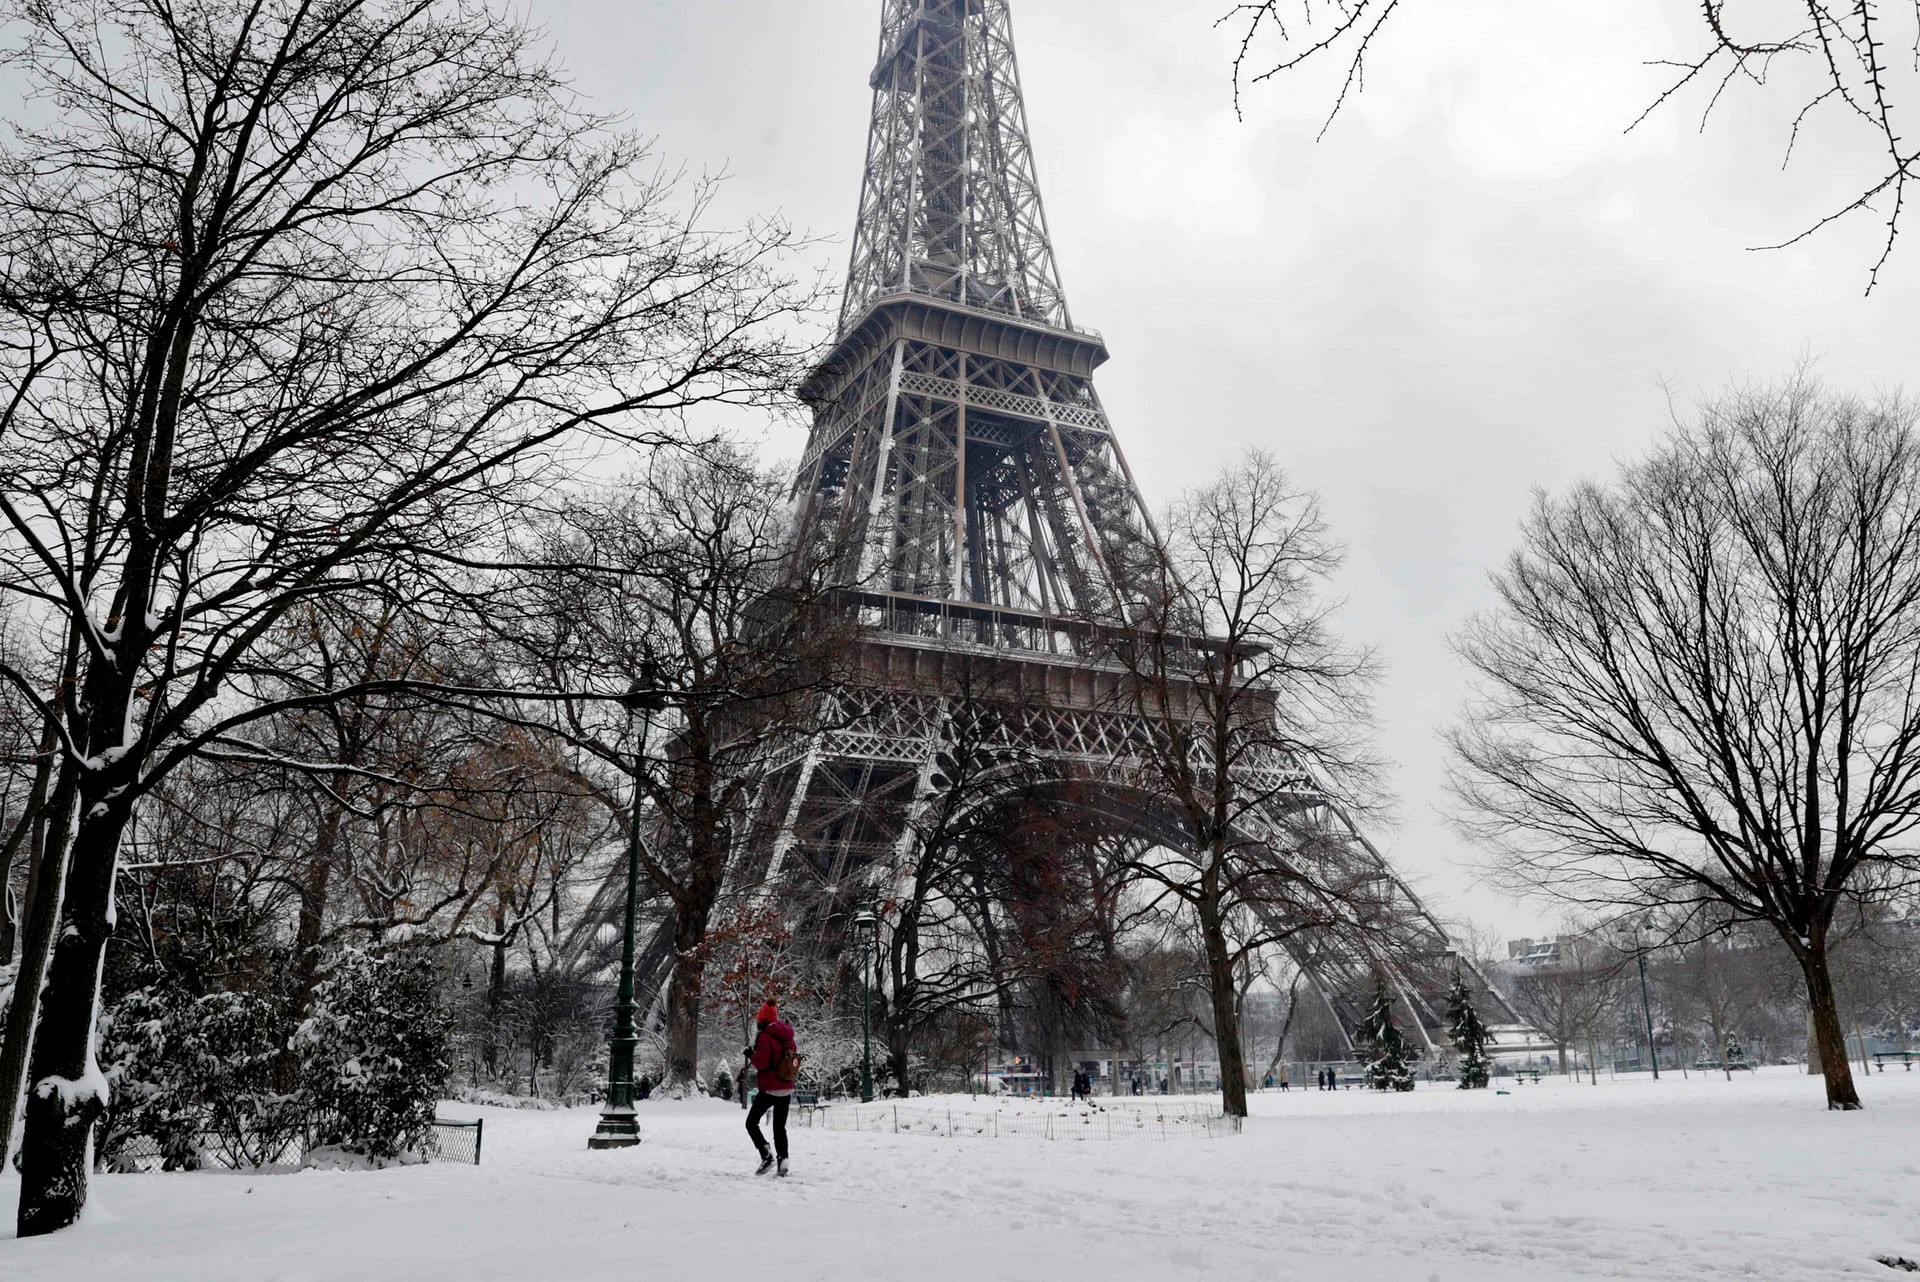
top-left (1450, 377), bottom-right (1920, 1109)
top-left (1497, 936), bottom-right (1589, 1074)
top-left (1103, 450), bottom-right (1379, 1117)
top-left (0, 0), bottom-right (812, 1233)
top-left (1500, 930), bottom-right (1621, 1078)
top-left (1655, 916), bottom-right (1775, 1079)
top-left (999, 821), bottom-right (1131, 1095)
top-left (1826, 901), bottom-right (1920, 1065)
top-left (1252, 957), bottom-right (1306, 1084)
top-left (0, 610), bottom-right (47, 964)
top-left (1220, 2), bottom-right (1920, 290)
top-left (1118, 937), bottom-right (1212, 1090)
top-left (495, 447), bottom-right (850, 1091)
top-left (871, 670), bottom-right (1052, 1095)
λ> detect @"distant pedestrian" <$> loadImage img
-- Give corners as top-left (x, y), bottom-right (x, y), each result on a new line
top-left (746, 1001), bottom-right (799, 1177)
top-left (1279, 1067), bottom-right (1290, 1092)
top-left (637, 1074), bottom-right (653, 1100)
top-left (1263, 1072), bottom-right (1273, 1090)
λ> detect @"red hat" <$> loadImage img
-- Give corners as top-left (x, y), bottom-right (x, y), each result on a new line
top-left (755, 1002), bottom-right (778, 1025)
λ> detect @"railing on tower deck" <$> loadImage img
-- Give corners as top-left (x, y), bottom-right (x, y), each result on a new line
top-left (845, 286), bottom-right (1104, 346)
top-left (844, 588), bottom-right (1096, 658)
top-left (835, 591), bottom-right (1295, 709)
top-left (839, 588), bottom-right (1246, 671)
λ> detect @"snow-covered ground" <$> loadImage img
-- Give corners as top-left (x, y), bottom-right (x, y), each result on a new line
top-left (6, 1067), bottom-right (1920, 1280)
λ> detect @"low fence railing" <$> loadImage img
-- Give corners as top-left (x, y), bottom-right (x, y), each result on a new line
top-left (101, 1116), bottom-right (483, 1171)
top-left (799, 1100), bottom-right (1241, 1142)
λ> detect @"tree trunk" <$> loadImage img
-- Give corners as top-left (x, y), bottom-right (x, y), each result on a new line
top-left (484, 912), bottom-right (508, 1079)
top-left (17, 786), bottom-right (128, 1236)
top-left (273, 803), bottom-right (342, 1092)
top-left (290, 803), bottom-right (340, 1002)
top-left (734, 995), bottom-right (752, 1108)
top-left (887, 1036), bottom-right (910, 1096)
top-left (969, 886), bottom-right (1020, 1057)
top-left (1555, 1039), bottom-right (1569, 1076)
top-left (0, 760), bottom-right (75, 1168)
top-left (1196, 896), bottom-right (1249, 1118)
top-left (1800, 944), bottom-right (1862, 1110)
top-left (1261, 973), bottom-right (1302, 1083)
top-left (1707, 1000), bottom-right (1729, 1083)
top-left (2, 718), bottom-right (59, 962)
top-left (663, 903), bottom-right (714, 1091)
top-left (662, 961), bottom-right (700, 1091)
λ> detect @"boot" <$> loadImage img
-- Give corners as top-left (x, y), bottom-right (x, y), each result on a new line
top-left (755, 1148), bottom-right (774, 1175)
top-left (776, 1157), bottom-right (789, 1178)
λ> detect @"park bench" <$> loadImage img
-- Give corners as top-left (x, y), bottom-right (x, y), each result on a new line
top-left (1872, 1051), bottom-right (1917, 1072)
top-left (793, 1091), bottom-right (828, 1127)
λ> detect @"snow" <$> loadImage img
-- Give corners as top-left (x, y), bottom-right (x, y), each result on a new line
top-left (31, 1057), bottom-right (109, 1112)
top-left (6, 1068), bottom-right (1920, 1279)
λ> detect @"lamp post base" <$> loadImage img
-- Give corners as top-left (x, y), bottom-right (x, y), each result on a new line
top-left (587, 1105), bottom-right (641, 1149)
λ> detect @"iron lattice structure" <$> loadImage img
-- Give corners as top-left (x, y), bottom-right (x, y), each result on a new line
top-left (758, 0), bottom-right (1515, 1051)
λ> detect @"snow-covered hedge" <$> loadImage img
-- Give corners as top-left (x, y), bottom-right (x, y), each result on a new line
top-left (99, 984), bottom-right (301, 1170)
top-left (98, 946), bottom-right (451, 1169)
top-left (297, 949), bottom-right (452, 1161)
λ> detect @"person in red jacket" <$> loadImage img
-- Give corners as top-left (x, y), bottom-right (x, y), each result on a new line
top-left (745, 1001), bottom-right (797, 1176)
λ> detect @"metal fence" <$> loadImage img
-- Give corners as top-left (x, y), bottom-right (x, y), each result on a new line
top-left (423, 1118), bottom-right (483, 1165)
top-left (799, 1100), bottom-right (1241, 1142)
top-left (103, 1131), bottom-right (303, 1172)
top-left (101, 1116), bottom-right (483, 1170)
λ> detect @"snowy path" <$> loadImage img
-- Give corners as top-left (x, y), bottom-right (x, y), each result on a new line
top-left (5, 1067), bottom-right (1919, 1280)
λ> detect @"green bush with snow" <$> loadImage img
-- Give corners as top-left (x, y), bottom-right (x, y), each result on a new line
top-left (98, 946), bottom-right (450, 1168)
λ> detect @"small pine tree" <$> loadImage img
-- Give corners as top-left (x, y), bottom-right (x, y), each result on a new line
top-left (1445, 968), bottom-right (1495, 1090)
top-left (1357, 972), bottom-right (1417, 1092)
top-left (711, 1065), bottom-right (734, 1100)
top-left (1724, 1033), bottom-right (1749, 1071)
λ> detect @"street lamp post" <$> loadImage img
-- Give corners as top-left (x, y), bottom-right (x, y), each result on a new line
top-left (854, 902), bottom-right (878, 1103)
top-left (590, 680), bottom-right (665, 1150)
top-left (1633, 946), bottom-right (1660, 1081)
top-left (1616, 918), bottom-right (1660, 1081)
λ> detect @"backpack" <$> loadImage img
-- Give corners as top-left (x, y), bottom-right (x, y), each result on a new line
top-left (775, 1034), bottom-right (802, 1083)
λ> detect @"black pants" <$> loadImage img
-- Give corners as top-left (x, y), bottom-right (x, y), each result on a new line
top-left (746, 1091), bottom-right (790, 1160)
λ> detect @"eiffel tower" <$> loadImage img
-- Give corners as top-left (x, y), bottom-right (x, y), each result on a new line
top-left (757, 0), bottom-right (1518, 1051)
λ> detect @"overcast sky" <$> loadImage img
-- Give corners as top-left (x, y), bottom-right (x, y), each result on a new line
top-left (539, 0), bottom-right (1920, 942)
